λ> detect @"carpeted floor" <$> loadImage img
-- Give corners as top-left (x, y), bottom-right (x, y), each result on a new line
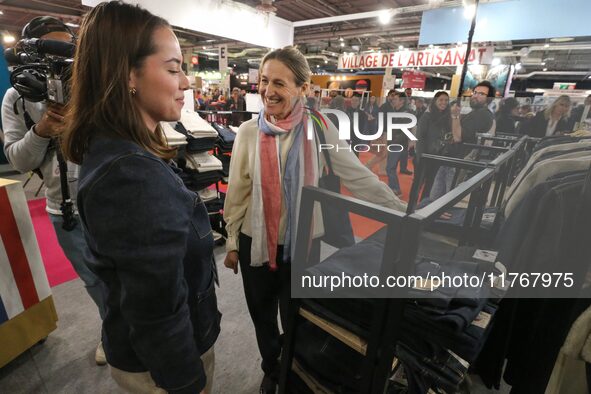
top-left (27, 199), bottom-right (77, 288)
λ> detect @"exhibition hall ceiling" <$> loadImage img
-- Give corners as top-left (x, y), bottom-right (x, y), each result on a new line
top-left (2, 0), bottom-right (591, 77)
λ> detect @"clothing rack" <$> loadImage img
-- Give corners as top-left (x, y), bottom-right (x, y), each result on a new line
top-left (408, 137), bottom-right (528, 247)
top-left (279, 163), bottom-right (501, 393)
top-left (473, 145), bottom-right (591, 392)
top-left (196, 109), bottom-right (257, 126)
top-left (173, 113), bottom-right (241, 244)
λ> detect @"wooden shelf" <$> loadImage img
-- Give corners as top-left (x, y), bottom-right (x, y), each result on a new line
top-left (299, 307), bottom-right (367, 355)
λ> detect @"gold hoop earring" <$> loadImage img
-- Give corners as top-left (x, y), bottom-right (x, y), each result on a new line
top-left (129, 87), bottom-right (137, 96)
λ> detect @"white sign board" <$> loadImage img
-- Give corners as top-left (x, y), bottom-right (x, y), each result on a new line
top-left (338, 46), bottom-right (494, 70)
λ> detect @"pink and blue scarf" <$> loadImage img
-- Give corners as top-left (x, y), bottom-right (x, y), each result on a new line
top-left (250, 100), bottom-right (319, 270)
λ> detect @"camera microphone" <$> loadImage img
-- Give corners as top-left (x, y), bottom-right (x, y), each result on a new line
top-left (4, 47), bottom-right (21, 65)
top-left (3, 47), bottom-right (37, 65)
top-left (22, 38), bottom-right (75, 58)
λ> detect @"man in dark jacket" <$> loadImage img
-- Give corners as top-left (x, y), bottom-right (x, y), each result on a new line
top-left (226, 87), bottom-right (246, 126)
top-left (380, 90), bottom-right (414, 195)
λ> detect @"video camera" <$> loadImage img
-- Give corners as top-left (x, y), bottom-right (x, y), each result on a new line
top-left (4, 38), bottom-right (75, 105)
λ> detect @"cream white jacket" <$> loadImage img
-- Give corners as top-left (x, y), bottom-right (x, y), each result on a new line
top-left (223, 117), bottom-right (406, 253)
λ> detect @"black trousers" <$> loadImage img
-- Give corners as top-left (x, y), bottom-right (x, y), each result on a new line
top-left (238, 233), bottom-right (291, 378)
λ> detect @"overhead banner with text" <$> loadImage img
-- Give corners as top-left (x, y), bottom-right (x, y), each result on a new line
top-left (338, 46), bottom-right (494, 70)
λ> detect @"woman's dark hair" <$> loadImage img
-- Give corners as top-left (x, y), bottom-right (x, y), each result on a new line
top-left (429, 91), bottom-right (450, 114)
top-left (62, 1), bottom-right (175, 164)
top-left (497, 97), bottom-right (519, 115)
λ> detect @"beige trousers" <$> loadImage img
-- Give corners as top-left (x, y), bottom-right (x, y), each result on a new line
top-left (110, 346), bottom-right (215, 394)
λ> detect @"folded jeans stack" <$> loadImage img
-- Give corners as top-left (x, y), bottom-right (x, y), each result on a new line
top-left (185, 152), bottom-right (223, 173)
top-left (212, 122), bottom-right (236, 153)
top-left (177, 170), bottom-right (224, 192)
top-left (178, 110), bottom-right (219, 153)
top-left (297, 229), bottom-right (500, 393)
top-left (161, 121), bottom-right (187, 147)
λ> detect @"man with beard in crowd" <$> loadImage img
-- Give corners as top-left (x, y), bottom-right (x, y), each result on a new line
top-left (460, 81), bottom-right (495, 147)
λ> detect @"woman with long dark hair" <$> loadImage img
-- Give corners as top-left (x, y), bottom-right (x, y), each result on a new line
top-left (495, 97), bottom-right (520, 133)
top-left (62, 2), bottom-right (220, 393)
top-left (415, 91), bottom-right (461, 198)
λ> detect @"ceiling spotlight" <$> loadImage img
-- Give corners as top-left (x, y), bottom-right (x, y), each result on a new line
top-left (339, 37), bottom-right (344, 42)
top-left (202, 46), bottom-right (207, 49)
top-left (324, 60), bottom-right (328, 64)
top-left (515, 63), bottom-right (522, 71)
top-left (233, 63), bottom-right (236, 67)
top-left (399, 45), bottom-right (404, 50)
top-left (378, 9), bottom-right (392, 25)
top-left (316, 64), bottom-right (319, 68)
top-left (541, 62), bottom-right (546, 65)
top-left (544, 43), bottom-right (550, 48)
top-left (491, 58), bottom-right (501, 66)
top-left (436, 72), bottom-right (441, 77)
top-left (0, 11), bottom-right (3, 15)
top-left (350, 69), bottom-right (353, 72)
top-left (340, 42), bottom-right (345, 47)
top-left (543, 68), bottom-right (548, 71)
top-left (3, 33), bottom-right (15, 44)
top-left (417, 67), bottom-right (420, 70)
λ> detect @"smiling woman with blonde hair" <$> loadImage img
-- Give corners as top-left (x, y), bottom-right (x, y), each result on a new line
top-left (223, 45), bottom-right (405, 393)
top-left (523, 95), bottom-right (572, 137)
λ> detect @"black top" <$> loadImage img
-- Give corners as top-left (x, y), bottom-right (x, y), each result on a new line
top-left (521, 111), bottom-right (571, 138)
top-left (380, 101), bottom-right (415, 145)
top-left (495, 113), bottom-right (517, 133)
top-left (460, 107), bottom-right (494, 144)
top-left (415, 110), bottom-right (452, 160)
top-left (225, 96), bottom-right (245, 111)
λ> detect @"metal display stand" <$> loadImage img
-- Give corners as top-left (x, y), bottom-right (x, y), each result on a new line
top-left (278, 163), bottom-right (511, 393)
top-left (278, 136), bottom-right (532, 393)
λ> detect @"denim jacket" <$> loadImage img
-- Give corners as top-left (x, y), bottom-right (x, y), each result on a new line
top-left (77, 135), bottom-right (221, 393)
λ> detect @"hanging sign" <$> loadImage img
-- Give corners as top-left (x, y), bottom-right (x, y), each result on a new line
top-left (402, 70), bottom-right (426, 89)
top-left (218, 45), bottom-right (228, 72)
top-left (248, 68), bottom-right (259, 84)
top-left (338, 46), bottom-right (494, 70)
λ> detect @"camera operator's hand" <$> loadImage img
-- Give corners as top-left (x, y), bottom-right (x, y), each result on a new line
top-left (34, 103), bottom-right (67, 138)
